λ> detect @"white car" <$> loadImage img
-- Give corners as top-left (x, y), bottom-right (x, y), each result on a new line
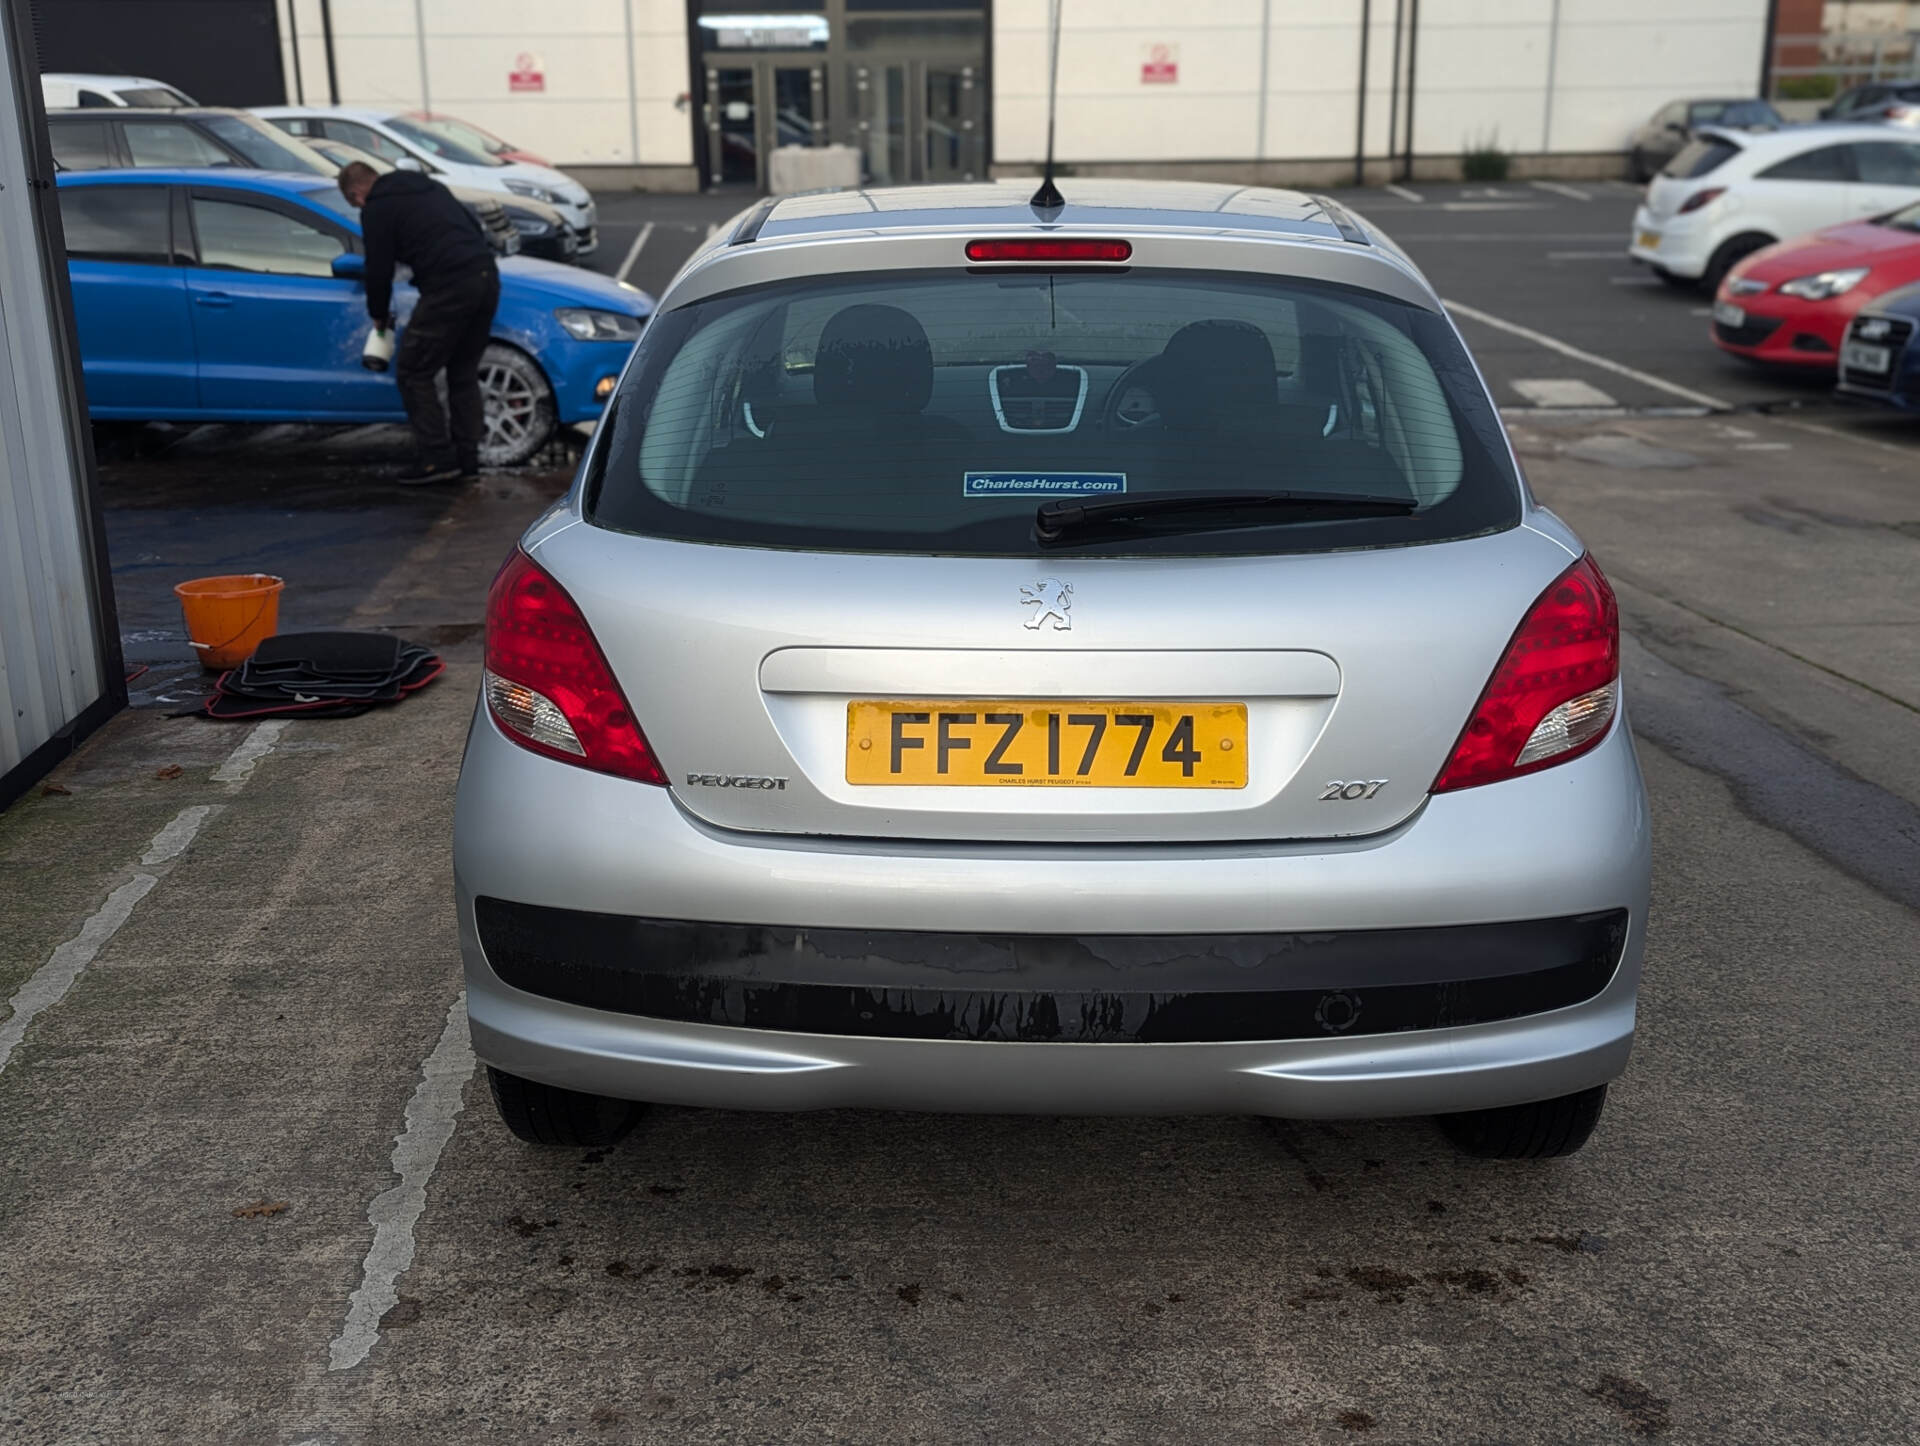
top-left (42, 73), bottom-right (193, 109)
top-left (253, 105), bottom-right (596, 255)
top-left (1629, 123), bottom-right (1920, 290)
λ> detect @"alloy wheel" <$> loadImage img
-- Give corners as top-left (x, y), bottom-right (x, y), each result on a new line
top-left (480, 361), bottom-right (539, 453)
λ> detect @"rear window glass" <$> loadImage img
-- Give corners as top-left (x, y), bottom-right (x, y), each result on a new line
top-left (48, 118), bottom-right (115, 169)
top-left (1689, 100), bottom-right (1778, 128)
top-left (1759, 143), bottom-right (1855, 182)
top-left (119, 86), bottom-right (190, 108)
top-left (59, 185), bottom-right (170, 263)
top-left (1663, 138), bottom-right (1740, 178)
top-left (586, 269), bottom-right (1520, 557)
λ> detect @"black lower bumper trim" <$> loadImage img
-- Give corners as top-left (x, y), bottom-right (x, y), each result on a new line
top-left (475, 900), bottom-right (1628, 1044)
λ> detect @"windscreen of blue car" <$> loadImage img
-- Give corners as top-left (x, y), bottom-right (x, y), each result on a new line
top-left (585, 268), bottom-right (1522, 557)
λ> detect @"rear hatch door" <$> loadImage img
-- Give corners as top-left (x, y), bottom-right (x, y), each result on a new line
top-left (534, 521), bottom-right (1576, 844)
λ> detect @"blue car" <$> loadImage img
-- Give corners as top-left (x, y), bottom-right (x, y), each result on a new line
top-left (1837, 281), bottom-right (1920, 414)
top-left (57, 169), bottom-right (651, 466)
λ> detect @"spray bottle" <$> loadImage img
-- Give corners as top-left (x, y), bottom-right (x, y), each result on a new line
top-left (361, 324), bottom-right (395, 372)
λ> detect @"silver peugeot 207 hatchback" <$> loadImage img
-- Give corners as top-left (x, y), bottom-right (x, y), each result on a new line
top-left (454, 180), bottom-right (1651, 1160)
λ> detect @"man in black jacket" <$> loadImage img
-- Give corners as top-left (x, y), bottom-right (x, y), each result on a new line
top-left (339, 161), bottom-right (500, 484)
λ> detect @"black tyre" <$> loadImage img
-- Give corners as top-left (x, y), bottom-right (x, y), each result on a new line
top-left (1435, 1084), bottom-right (1607, 1159)
top-left (1702, 233), bottom-right (1774, 294)
top-left (477, 343), bottom-right (557, 469)
top-left (487, 1066), bottom-right (642, 1147)
top-left (1650, 265), bottom-right (1696, 291)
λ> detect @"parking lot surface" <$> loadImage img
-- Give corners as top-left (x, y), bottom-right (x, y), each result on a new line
top-left (2, 182), bottom-right (1918, 1444)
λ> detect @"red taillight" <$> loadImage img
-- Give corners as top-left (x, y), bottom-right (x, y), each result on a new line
top-left (1433, 555), bottom-right (1620, 794)
top-left (1677, 187), bottom-right (1725, 215)
top-left (965, 238), bottom-right (1132, 263)
top-left (483, 549), bottom-right (667, 785)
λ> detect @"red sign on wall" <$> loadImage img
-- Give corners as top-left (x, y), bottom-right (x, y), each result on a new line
top-left (509, 52), bottom-right (545, 93)
top-left (1141, 42), bottom-right (1178, 84)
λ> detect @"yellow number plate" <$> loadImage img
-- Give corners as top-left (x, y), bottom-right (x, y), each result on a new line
top-left (846, 700), bottom-right (1248, 789)
top-left (1636, 229), bottom-right (1661, 250)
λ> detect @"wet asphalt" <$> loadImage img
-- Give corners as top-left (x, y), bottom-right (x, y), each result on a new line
top-left (0, 183), bottom-right (1916, 1443)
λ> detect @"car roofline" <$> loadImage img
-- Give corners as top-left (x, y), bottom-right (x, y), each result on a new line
top-left (56, 167), bottom-right (335, 194)
top-left (658, 220), bottom-right (1443, 316)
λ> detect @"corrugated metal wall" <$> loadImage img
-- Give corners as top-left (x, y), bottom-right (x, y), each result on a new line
top-left (0, 0), bottom-right (122, 806)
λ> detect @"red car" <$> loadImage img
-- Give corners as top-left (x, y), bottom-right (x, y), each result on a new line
top-left (1711, 201), bottom-right (1920, 368)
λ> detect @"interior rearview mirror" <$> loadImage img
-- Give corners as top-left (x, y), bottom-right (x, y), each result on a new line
top-left (331, 252), bottom-right (367, 279)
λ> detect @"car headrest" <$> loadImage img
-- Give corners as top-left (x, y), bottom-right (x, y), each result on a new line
top-left (813, 304), bottom-right (934, 413)
top-left (1157, 320), bottom-right (1280, 428)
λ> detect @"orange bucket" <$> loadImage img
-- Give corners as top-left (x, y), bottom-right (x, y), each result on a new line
top-left (173, 574), bottom-right (285, 670)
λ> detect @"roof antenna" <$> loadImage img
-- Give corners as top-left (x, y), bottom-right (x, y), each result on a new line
top-left (1030, 0), bottom-right (1065, 212)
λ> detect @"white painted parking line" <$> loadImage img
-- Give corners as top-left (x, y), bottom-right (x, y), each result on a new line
top-left (1771, 415), bottom-right (1916, 457)
top-left (1383, 183), bottom-right (1422, 203)
top-left (1441, 202), bottom-right (1548, 212)
top-left (1531, 180), bottom-right (1591, 201)
top-left (614, 221), bottom-right (654, 284)
top-left (1548, 250), bottom-right (1627, 260)
top-left (1737, 442), bottom-right (1792, 451)
top-left (1443, 297), bottom-right (1733, 410)
top-left (1512, 378), bottom-right (1619, 408)
top-left (211, 720), bottom-right (287, 788)
top-left (329, 992), bottom-right (474, 1373)
top-left (0, 804), bottom-right (222, 1075)
top-left (0, 718), bottom-right (294, 1079)
top-left (141, 804), bottom-right (214, 864)
top-left (1608, 276), bottom-right (1661, 286)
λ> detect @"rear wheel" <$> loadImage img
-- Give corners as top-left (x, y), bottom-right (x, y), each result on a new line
top-left (478, 343), bottom-right (556, 469)
top-left (1703, 233), bottom-right (1774, 294)
top-left (1435, 1084), bottom-right (1607, 1159)
top-left (487, 1066), bottom-right (643, 1147)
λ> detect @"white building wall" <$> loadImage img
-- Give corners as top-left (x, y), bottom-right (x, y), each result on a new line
top-left (995, 0), bottom-right (1770, 166)
top-left (277, 0), bottom-right (692, 171)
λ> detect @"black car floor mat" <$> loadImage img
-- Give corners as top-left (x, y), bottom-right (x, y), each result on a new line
top-left (196, 631), bottom-right (443, 720)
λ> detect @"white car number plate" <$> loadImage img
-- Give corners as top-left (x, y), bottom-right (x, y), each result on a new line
top-left (1712, 300), bottom-right (1746, 329)
top-left (1843, 341), bottom-right (1892, 374)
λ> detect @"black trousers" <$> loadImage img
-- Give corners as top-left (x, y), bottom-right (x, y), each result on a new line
top-left (395, 265), bottom-right (500, 471)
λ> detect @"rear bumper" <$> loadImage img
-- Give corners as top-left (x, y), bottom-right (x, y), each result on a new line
top-left (467, 958), bottom-right (1637, 1118)
top-left (455, 704), bottom-right (1651, 1116)
top-left (1629, 205), bottom-right (1708, 278)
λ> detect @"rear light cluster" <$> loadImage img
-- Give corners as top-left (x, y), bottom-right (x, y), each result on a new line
top-left (1677, 187), bottom-right (1725, 215)
top-left (1433, 555), bottom-right (1620, 793)
top-left (965, 238), bottom-right (1132, 263)
top-left (483, 550), bottom-right (667, 785)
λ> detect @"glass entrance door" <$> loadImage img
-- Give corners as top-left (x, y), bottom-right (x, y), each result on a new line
top-left (705, 61), bottom-right (825, 189)
top-left (853, 60), bottom-right (981, 186)
top-left (922, 65), bottom-right (979, 183)
top-left (705, 66), bottom-right (756, 187)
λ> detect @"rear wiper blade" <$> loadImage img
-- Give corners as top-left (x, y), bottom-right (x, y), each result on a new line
top-left (1034, 489), bottom-right (1416, 547)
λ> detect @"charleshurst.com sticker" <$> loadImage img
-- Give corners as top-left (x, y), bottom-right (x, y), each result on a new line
top-left (962, 472), bottom-right (1127, 497)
